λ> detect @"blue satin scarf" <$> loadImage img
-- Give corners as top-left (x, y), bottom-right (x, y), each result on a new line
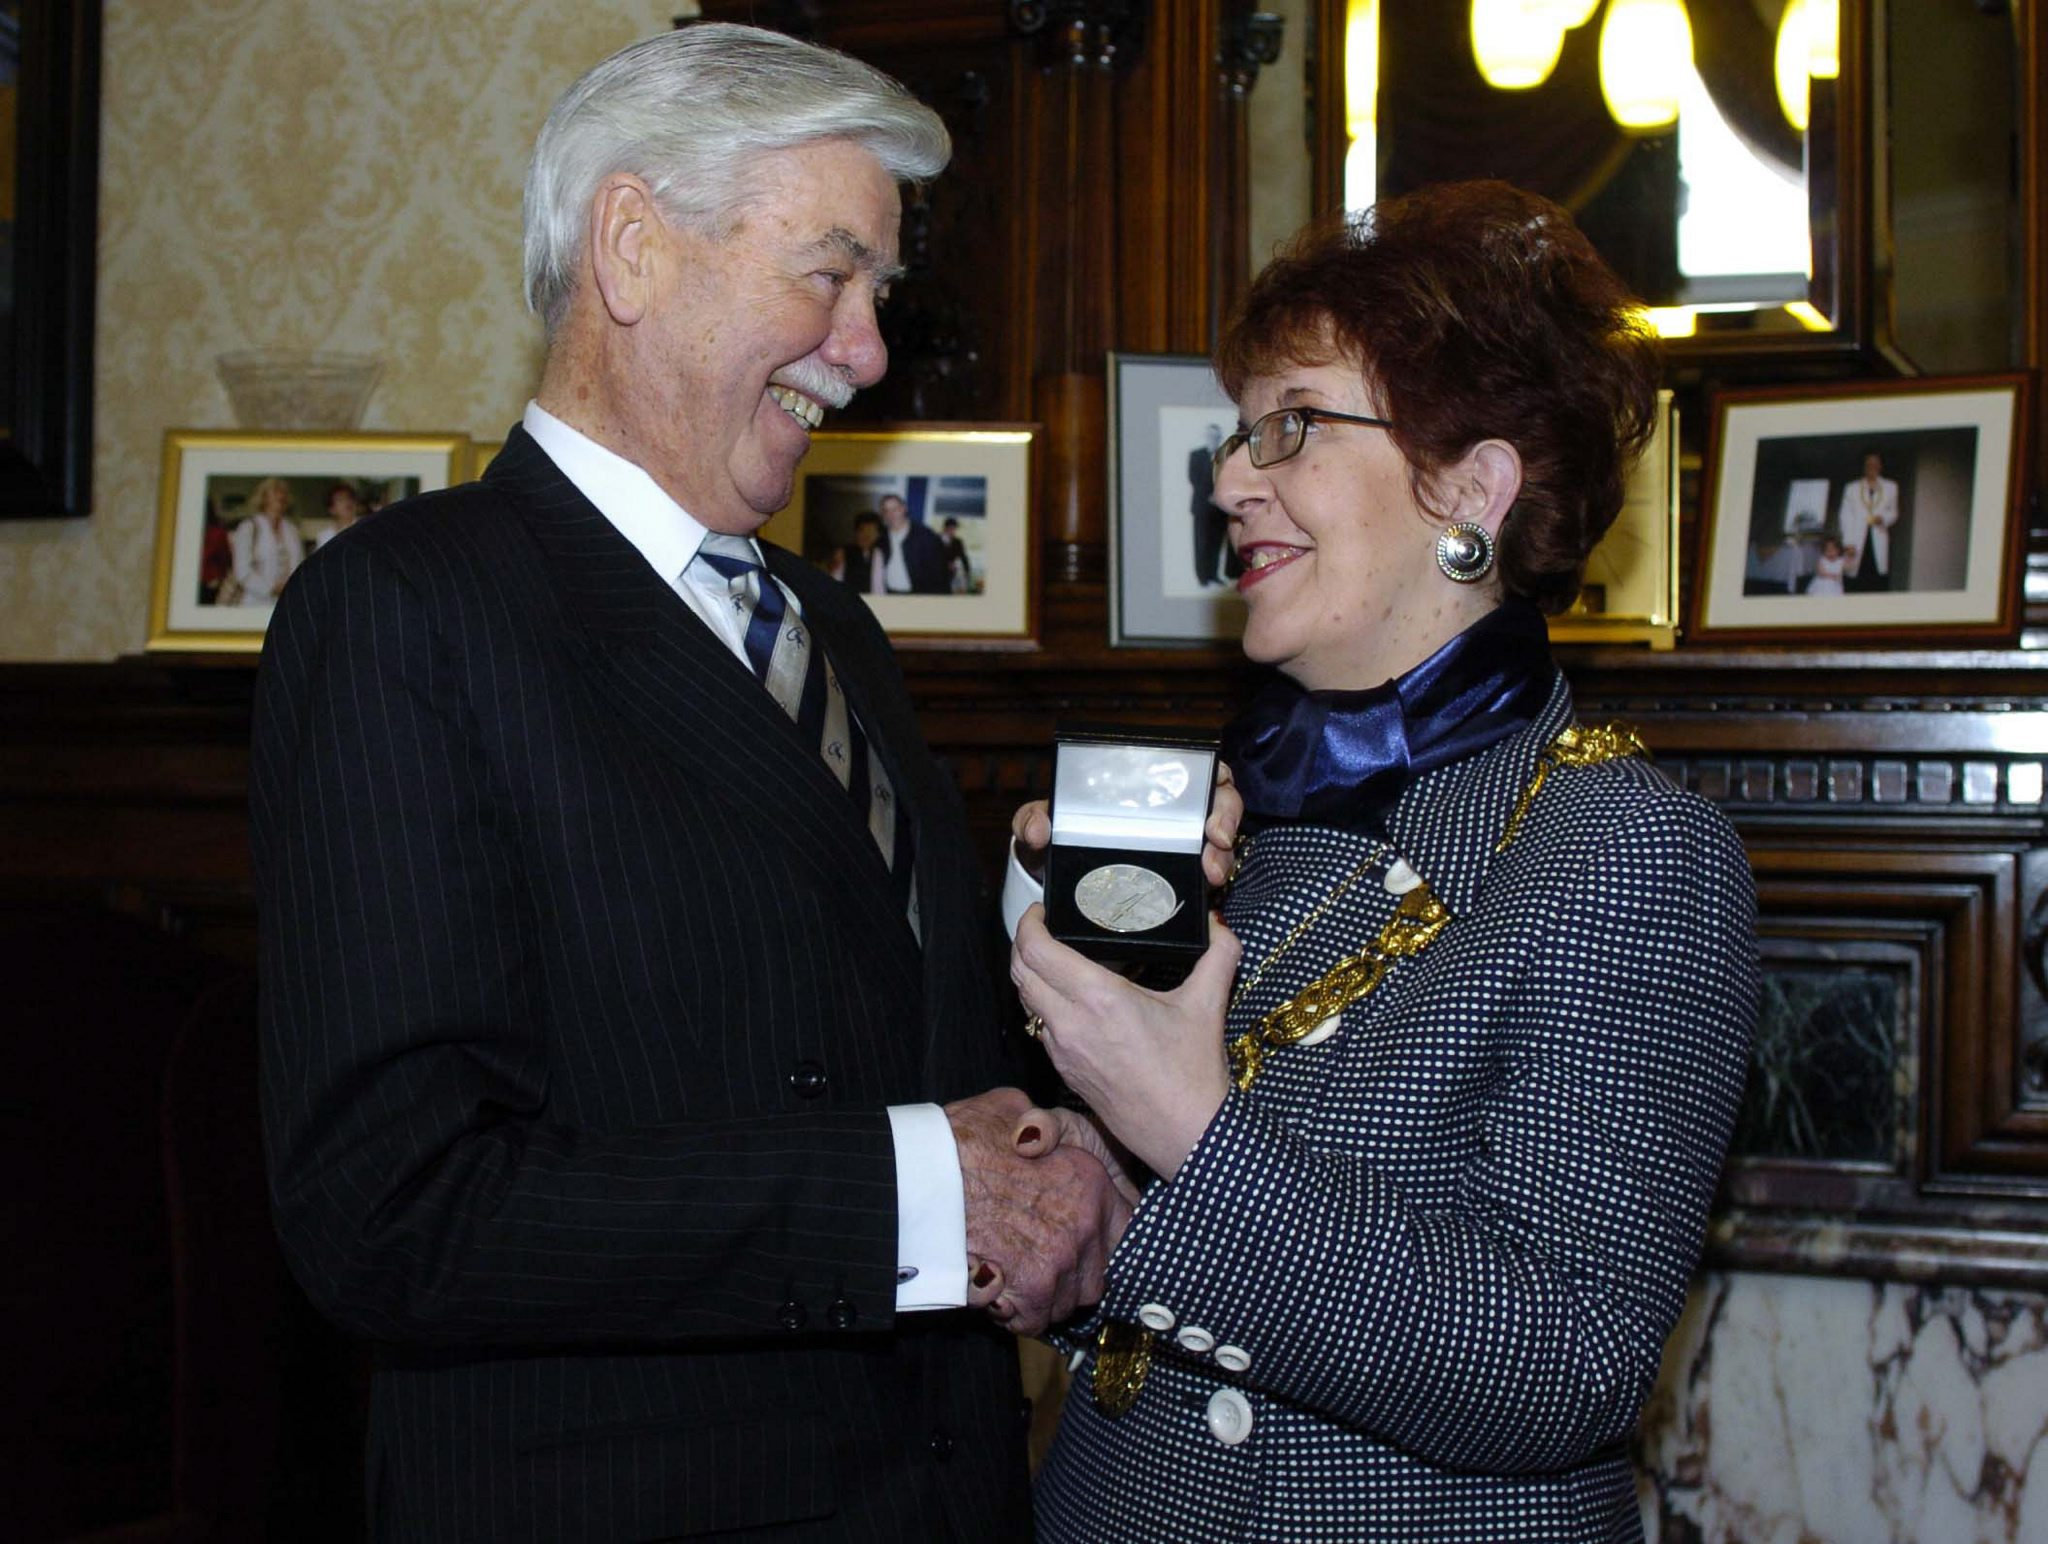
top-left (1222, 599), bottom-right (1555, 834)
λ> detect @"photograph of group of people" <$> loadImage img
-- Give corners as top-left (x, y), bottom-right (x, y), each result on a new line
top-left (803, 471), bottom-right (986, 596)
top-left (195, 473), bottom-right (415, 607)
top-left (1741, 429), bottom-right (1979, 599)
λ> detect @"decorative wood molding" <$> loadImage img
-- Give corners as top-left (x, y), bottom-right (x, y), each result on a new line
top-left (1006, 0), bottom-right (1145, 70)
top-left (1220, 5), bottom-right (1285, 98)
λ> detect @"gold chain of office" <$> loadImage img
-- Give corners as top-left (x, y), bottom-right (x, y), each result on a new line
top-left (1092, 720), bottom-right (1647, 1419)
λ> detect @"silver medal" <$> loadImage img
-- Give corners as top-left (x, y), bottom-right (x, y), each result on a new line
top-left (1074, 862), bottom-right (1182, 933)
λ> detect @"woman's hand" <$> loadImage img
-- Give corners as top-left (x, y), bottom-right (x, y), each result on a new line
top-left (1010, 906), bottom-right (1242, 1179)
top-left (1011, 762), bottom-right (1246, 890)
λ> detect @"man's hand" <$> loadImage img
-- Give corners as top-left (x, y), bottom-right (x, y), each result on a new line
top-left (946, 1086), bottom-right (1132, 1336)
top-left (1012, 1104), bottom-right (1141, 1207)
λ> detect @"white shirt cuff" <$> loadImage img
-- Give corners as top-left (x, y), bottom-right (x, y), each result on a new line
top-left (888, 1102), bottom-right (967, 1311)
top-left (1001, 837), bottom-right (1045, 940)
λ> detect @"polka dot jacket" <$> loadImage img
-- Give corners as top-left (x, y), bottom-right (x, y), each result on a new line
top-left (1035, 672), bottom-right (1759, 1543)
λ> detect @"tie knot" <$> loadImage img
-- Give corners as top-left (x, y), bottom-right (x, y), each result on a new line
top-left (693, 532), bottom-right (764, 585)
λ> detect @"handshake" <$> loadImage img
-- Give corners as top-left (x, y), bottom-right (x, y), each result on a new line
top-left (943, 1088), bottom-right (1138, 1337)
top-left (942, 771), bottom-right (1244, 1336)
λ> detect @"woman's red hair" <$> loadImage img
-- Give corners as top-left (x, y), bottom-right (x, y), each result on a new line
top-left (1214, 181), bottom-right (1659, 614)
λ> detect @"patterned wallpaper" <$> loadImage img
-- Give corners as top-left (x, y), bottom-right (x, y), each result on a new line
top-left (0, 0), bottom-right (682, 661)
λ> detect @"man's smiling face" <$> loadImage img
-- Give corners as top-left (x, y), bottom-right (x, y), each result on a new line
top-left (621, 138), bottom-right (902, 534)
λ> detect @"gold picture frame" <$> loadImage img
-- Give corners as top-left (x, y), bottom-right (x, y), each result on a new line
top-left (1547, 389), bottom-right (1681, 650)
top-left (467, 439), bottom-right (503, 481)
top-left (757, 423), bottom-right (1039, 648)
top-left (146, 429), bottom-right (466, 653)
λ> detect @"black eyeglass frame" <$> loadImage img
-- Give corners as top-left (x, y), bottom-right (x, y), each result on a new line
top-left (1213, 405), bottom-right (1397, 479)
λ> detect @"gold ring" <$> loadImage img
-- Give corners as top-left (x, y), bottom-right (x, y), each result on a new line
top-left (1023, 1013), bottom-right (1045, 1041)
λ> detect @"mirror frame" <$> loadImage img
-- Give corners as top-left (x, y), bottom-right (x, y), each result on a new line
top-left (0, 0), bottom-right (100, 520)
top-left (1303, 1), bottom-right (1932, 373)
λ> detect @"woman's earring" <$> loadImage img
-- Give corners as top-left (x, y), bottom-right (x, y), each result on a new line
top-left (1435, 522), bottom-right (1495, 583)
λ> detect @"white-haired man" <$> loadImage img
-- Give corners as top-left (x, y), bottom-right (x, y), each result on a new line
top-left (252, 25), bottom-right (1135, 1539)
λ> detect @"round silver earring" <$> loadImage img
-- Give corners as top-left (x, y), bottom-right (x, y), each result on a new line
top-left (1435, 522), bottom-right (1495, 583)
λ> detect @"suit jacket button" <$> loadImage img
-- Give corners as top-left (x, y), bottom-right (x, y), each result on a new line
top-left (929, 1428), bottom-right (954, 1461)
top-left (788, 1061), bottom-right (829, 1099)
top-left (827, 1299), bottom-right (857, 1331)
top-left (777, 1300), bottom-right (808, 1332)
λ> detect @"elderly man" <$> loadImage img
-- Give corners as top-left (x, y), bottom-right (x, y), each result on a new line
top-left (251, 26), bottom-right (1132, 1539)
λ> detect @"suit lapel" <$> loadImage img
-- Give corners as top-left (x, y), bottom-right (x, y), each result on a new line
top-left (485, 430), bottom-right (924, 991)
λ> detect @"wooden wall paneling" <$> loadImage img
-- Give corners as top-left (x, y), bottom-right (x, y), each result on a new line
top-left (1708, 843), bottom-right (2048, 1286)
top-left (1558, 655), bottom-right (2048, 1281)
top-left (1112, 0), bottom-right (1213, 356)
top-left (1024, 16), bottom-right (1122, 583)
top-left (2024, 0), bottom-right (2048, 496)
top-left (1306, 0), bottom-right (1348, 220)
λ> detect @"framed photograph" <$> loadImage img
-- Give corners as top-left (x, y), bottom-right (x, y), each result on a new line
top-left (0, 1), bottom-right (100, 519)
top-left (758, 424), bottom-right (1037, 648)
top-left (146, 430), bottom-right (466, 652)
top-left (1108, 353), bottom-right (1245, 648)
top-left (1693, 373), bottom-right (2033, 646)
top-left (1547, 389), bottom-right (1680, 649)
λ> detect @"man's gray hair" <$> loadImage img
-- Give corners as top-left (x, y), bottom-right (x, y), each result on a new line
top-left (522, 23), bottom-right (951, 335)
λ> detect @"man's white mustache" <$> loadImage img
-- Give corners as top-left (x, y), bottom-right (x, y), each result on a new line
top-left (770, 359), bottom-right (855, 411)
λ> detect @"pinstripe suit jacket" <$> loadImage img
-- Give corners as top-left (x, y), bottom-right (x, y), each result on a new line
top-left (251, 428), bottom-right (1029, 1542)
top-left (1036, 674), bottom-right (1758, 1543)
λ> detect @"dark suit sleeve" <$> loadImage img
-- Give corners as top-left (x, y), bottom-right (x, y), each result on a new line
top-left (250, 536), bottom-right (901, 1348)
top-left (904, 523), bottom-right (952, 595)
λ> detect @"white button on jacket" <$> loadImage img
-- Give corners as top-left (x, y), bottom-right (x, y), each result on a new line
top-left (1206, 1387), bottom-right (1253, 1445)
top-left (1137, 1302), bottom-right (1177, 1333)
top-left (1214, 1344), bottom-right (1251, 1372)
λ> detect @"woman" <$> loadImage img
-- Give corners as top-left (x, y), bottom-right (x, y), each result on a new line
top-left (1006, 182), bottom-right (1758, 1541)
top-left (227, 476), bottom-right (306, 605)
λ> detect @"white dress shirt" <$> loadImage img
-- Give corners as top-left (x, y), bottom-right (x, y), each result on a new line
top-left (521, 401), bottom-right (967, 1311)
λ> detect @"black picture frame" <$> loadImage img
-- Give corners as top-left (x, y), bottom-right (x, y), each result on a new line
top-left (0, 0), bottom-right (100, 520)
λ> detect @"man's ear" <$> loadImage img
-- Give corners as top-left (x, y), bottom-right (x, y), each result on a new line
top-left (1443, 438), bottom-right (1524, 537)
top-left (588, 175), bottom-right (660, 327)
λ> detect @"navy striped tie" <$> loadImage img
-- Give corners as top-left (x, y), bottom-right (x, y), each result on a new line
top-left (691, 533), bottom-right (919, 942)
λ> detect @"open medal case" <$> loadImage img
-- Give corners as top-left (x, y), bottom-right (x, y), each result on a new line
top-left (1044, 727), bottom-right (1220, 965)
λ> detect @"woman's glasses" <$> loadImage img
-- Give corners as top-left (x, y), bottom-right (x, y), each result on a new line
top-left (1213, 406), bottom-right (1396, 479)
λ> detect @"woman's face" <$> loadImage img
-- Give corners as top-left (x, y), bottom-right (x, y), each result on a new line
top-left (1218, 359), bottom-right (1475, 692)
